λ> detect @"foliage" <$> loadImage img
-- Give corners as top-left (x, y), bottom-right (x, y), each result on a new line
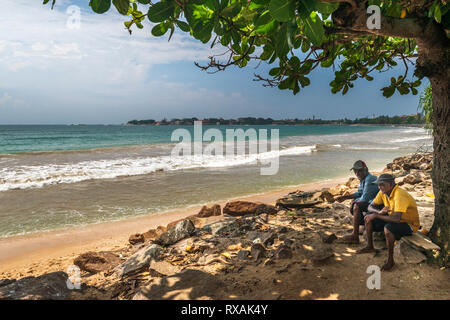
top-left (417, 82), bottom-right (433, 129)
top-left (43, 0), bottom-right (449, 98)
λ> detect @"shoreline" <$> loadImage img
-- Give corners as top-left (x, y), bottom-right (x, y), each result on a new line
top-left (0, 176), bottom-right (349, 275)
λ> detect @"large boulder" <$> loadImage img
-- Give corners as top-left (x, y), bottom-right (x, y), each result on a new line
top-left (74, 251), bottom-right (121, 274)
top-left (197, 204), bottom-right (221, 218)
top-left (223, 201), bottom-right (276, 216)
top-left (0, 272), bottom-right (72, 300)
top-left (276, 191), bottom-right (322, 209)
top-left (114, 244), bottom-right (162, 277)
top-left (154, 219), bottom-right (196, 246)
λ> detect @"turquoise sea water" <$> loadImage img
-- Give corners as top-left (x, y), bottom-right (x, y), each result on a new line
top-left (0, 124), bottom-right (432, 238)
top-left (0, 124), bottom-right (392, 154)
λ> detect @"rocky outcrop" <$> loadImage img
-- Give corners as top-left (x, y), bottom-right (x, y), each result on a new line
top-left (74, 251), bottom-right (121, 274)
top-left (114, 244), bottom-right (162, 277)
top-left (197, 204), bottom-right (221, 218)
top-left (154, 219), bottom-right (196, 246)
top-left (223, 201), bottom-right (277, 216)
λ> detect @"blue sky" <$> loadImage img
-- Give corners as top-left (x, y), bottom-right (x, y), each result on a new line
top-left (0, 0), bottom-right (424, 124)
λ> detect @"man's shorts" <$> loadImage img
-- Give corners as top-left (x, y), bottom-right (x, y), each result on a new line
top-left (366, 213), bottom-right (413, 240)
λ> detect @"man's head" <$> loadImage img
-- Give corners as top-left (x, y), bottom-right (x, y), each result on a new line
top-left (374, 174), bottom-right (396, 195)
top-left (350, 160), bottom-right (368, 180)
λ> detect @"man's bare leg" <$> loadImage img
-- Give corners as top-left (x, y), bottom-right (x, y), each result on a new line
top-left (381, 227), bottom-right (396, 271)
top-left (342, 203), bottom-right (360, 244)
top-left (357, 218), bottom-right (376, 254)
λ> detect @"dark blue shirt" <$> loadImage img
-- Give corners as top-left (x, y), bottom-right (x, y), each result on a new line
top-left (353, 172), bottom-right (379, 203)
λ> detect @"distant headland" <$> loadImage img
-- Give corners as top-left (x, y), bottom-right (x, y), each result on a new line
top-left (126, 114), bottom-right (425, 126)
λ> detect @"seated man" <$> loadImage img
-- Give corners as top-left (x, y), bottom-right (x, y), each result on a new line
top-left (357, 174), bottom-right (420, 271)
top-left (337, 160), bottom-right (379, 244)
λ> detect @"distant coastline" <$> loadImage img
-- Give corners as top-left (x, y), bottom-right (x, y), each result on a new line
top-left (126, 114), bottom-right (425, 127)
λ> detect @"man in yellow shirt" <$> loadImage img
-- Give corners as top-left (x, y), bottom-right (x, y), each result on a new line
top-left (357, 174), bottom-right (420, 271)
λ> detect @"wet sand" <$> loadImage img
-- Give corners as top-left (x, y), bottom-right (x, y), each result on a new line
top-left (0, 177), bottom-right (348, 276)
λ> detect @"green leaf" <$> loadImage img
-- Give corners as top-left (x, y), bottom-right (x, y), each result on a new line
top-left (176, 20), bottom-right (190, 32)
top-left (297, 0), bottom-right (316, 19)
top-left (315, 2), bottom-right (339, 16)
top-left (274, 23), bottom-right (289, 58)
top-left (254, 10), bottom-right (272, 27)
top-left (113, 0), bottom-right (129, 15)
top-left (302, 12), bottom-right (324, 46)
top-left (151, 22), bottom-right (168, 36)
top-left (255, 20), bottom-right (278, 35)
top-left (382, 87), bottom-right (395, 98)
top-left (269, 67), bottom-right (281, 76)
top-left (221, 2), bottom-right (241, 18)
top-left (269, 0), bottom-right (296, 22)
top-left (90, 0), bottom-right (111, 14)
top-left (289, 56), bottom-right (300, 69)
top-left (434, 5), bottom-right (442, 23)
top-left (148, 2), bottom-right (175, 23)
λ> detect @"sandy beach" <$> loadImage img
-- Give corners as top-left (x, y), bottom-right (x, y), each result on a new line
top-left (0, 177), bottom-right (348, 278)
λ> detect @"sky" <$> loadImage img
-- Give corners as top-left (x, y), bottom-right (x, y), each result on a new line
top-left (0, 0), bottom-right (425, 124)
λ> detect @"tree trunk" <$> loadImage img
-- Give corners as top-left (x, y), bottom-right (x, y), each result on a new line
top-left (428, 75), bottom-right (449, 266)
top-left (415, 25), bottom-right (449, 265)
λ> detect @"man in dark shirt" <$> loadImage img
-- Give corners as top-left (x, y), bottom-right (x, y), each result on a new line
top-left (336, 160), bottom-right (379, 244)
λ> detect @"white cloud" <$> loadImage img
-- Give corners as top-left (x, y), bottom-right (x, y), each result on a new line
top-left (0, 0), bottom-right (244, 123)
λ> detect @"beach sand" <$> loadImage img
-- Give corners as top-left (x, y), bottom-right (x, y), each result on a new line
top-left (0, 177), bottom-right (348, 278)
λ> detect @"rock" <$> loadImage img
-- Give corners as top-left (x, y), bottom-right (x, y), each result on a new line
top-left (246, 231), bottom-right (277, 246)
top-left (0, 279), bottom-right (16, 287)
top-left (129, 233), bottom-right (145, 245)
top-left (223, 201), bottom-right (276, 216)
top-left (276, 191), bottom-right (322, 209)
top-left (167, 215), bottom-right (200, 229)
top-left (149, 260), bottom-right (182, 277)
top-left (197, 204), bottom-right (221, 218)
top-left (328, 185), bottom-right (350, 197)
top-left (114, 244), bottom-right (162, 277)
top-left (394, 240), bottom-right (427, 264)
top-left (0, 272), bottom-right (71, 300)
top-left (275, 245), bottom-right (293, 259)
top-left (255, 204), bottom-right (278, 215)
top-left (237, 250), bottom-right (251, 260)
top-left (154, 219), bottom-right (196, 246)
top-left (132, 269), bottom-right (225, 300)
top-left (202, 221), bottom-right (237, 236)
top-left (306, 246), bottom-right (334, 264)
top-left (73, 251), bottom-right (121, 274)
top-left (403, 173), bottom-right (422, 185)
top-left (142, 226), bottom-right (167, 242)
top-left (251, 243), bottom-right (267, 260)
top-left (318, 231), bottom-right (337, 244)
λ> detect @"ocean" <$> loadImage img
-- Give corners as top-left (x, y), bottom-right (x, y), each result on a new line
top-left (0, 124), bottom-right (432, 238)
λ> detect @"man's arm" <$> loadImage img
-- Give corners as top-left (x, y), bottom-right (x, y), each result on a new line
top-left (374, 211), bottom-right (402, 223)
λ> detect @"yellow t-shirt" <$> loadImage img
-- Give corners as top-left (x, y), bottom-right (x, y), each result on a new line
top-left (372, 185), bottom-right (420, 232)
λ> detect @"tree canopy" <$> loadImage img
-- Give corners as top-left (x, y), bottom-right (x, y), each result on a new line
top-left (44, 0), bottom-right (449, 98)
